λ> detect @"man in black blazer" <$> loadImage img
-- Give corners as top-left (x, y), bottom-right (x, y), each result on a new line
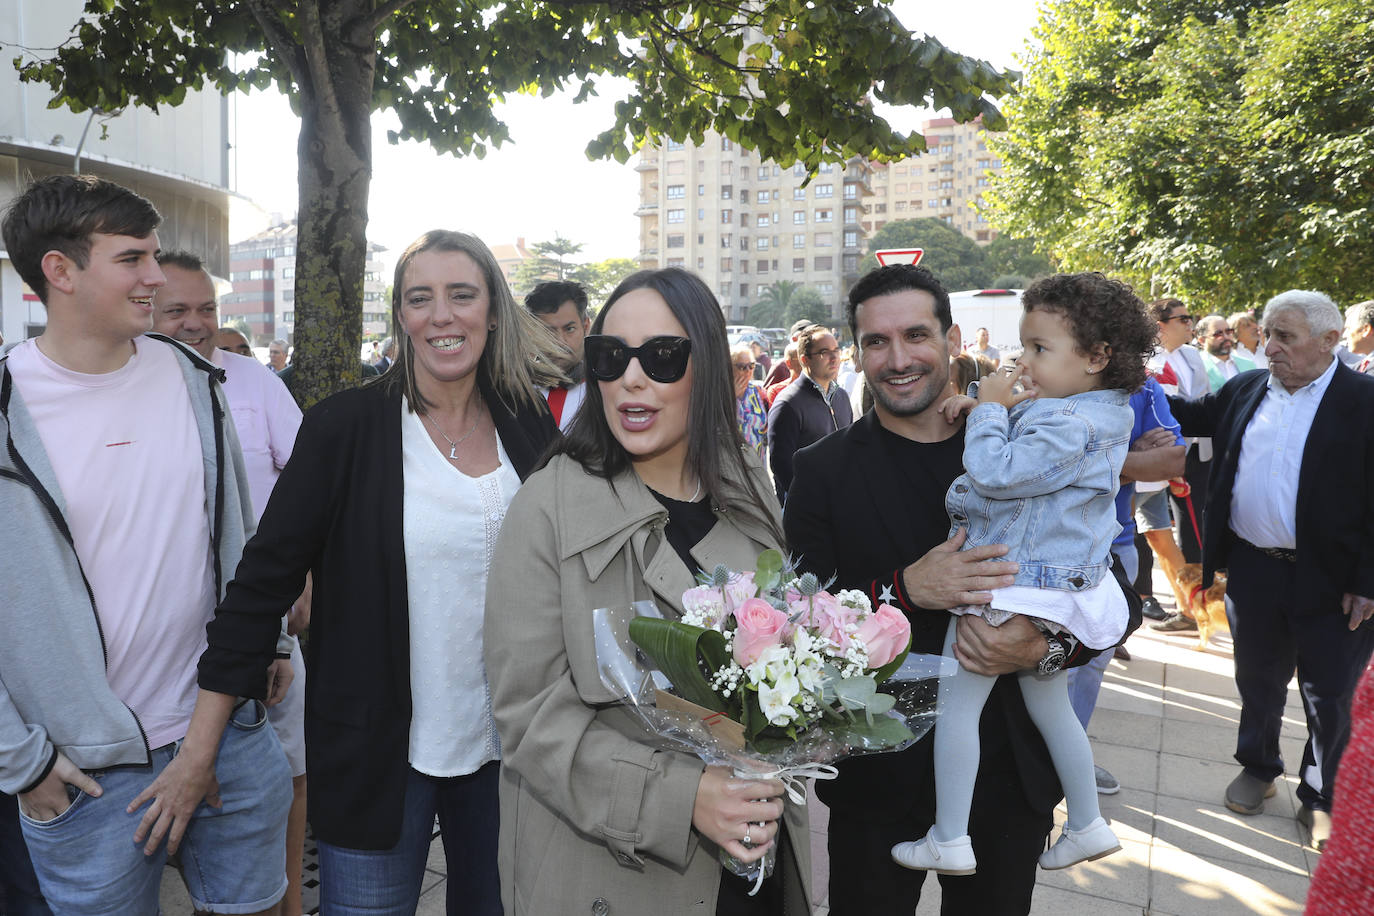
top-left (785, 265), bottom-right (1141, 914)
top-left (1167, 289), bottom-right (1374, 851)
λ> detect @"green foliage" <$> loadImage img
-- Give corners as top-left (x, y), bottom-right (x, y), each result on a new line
top-left (570, 258), bottom-right (640, 308)
top-left (628, 617), bottom-right (729, 712)
top-left (859, 218), bottom-right (993, 290)
top-left (983, 235), bottom-right (1053, 283)
top-left (748, 281), bottom-right (829, 328)
top-left (14, 0), bottom-right (1014, 403)
top-left (510, 234), bottom-right (586, 295)
top-left (987, 0), bottom-right (1374, 312)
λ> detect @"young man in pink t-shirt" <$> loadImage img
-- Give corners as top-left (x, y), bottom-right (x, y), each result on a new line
top-left (0, 175), bottom-right (290, 915)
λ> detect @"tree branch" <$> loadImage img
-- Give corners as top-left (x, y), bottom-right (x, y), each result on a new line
top-left (246, 0), bottom-right (307, 89)
top-left (350, 0), bottom-right (421, 42)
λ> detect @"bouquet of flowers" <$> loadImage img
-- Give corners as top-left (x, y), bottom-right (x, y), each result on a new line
top-left (595, 549), bottom-right (948, 894)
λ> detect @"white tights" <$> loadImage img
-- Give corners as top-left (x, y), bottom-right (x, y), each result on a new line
top-left (930, 615), bottom-right (1102, 842)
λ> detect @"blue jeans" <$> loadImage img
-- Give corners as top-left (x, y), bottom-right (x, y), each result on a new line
top-left (1, 793), bottom-right (51, 916)
top-left (317, 761), bottom-right (501, 916)
top-left (1067, 543), bottom-right (1138, 729)
top-left (19, 700), bottom-right (291, 916)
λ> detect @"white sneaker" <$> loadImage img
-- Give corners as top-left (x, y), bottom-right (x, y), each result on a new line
top-left (891, 830), bottom-right (977, 875)
top-left (1038, 817), bottom-right (1121, 869)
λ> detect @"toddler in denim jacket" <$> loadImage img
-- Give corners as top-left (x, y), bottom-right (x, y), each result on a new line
top-left (893, 273), bottom-right (1159, 876)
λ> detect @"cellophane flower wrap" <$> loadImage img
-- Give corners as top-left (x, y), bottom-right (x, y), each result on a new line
top-left (594, 549), bottom-right (949, 894)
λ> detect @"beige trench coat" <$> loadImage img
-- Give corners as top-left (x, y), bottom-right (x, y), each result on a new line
top-left (485, 453), bottom-right (812, 915)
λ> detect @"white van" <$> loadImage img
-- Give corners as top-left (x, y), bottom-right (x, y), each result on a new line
top-left (947, 289), bottom-right (1025, 355)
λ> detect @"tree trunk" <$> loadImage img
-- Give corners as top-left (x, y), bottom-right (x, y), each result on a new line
top-left (290, 3), bottom-right (376, 409)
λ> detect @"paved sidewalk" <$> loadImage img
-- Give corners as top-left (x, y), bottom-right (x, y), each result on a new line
top-left (162, 586), bottom-right (1318, 915)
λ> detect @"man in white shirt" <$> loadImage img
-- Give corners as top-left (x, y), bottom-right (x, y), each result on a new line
top-left (1229, 311), bottom-right (1268, 369)
top-left (525, 280), bottom-right (588, 432)
top-left (152, 250), bottom-right (310, 915)
top-left (1343, 300), bottom-right (1374, 375)
top-left (1197, 315), bottom-right (1256, 392)
top-left (1167, 289), bottom-right (1374, 853)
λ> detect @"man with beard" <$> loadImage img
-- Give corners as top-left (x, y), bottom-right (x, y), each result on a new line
top-left (783, 264), bottom-right (1141, 914)
top-left (1197, 314), bottom-right (1255, 392)
top-left (526, 280), bottom-right (589, 431)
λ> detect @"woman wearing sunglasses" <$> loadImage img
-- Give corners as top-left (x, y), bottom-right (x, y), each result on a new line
top-left (190, 231), bottom-right (564, 914)
top-left (732, 343), bottom-right (769, 462)
top-left (485, 268), bottom-right (810, 915)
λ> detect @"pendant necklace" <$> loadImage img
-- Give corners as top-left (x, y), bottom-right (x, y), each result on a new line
top-left (422, 407), bottom-right (482, 460)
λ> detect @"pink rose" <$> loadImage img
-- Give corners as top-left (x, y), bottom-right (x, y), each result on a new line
top-left (722, 573), bottom-right (758, 613)
top-left (732, 598), bottom-right (791, 666)
top-left (796, 592), bottom-right (858, 652)
top-left (682, 584), bottom-right (727, 628)
top-left (854, 603), bottom-right (911, 669)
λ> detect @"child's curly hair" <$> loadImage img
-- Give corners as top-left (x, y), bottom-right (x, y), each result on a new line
top-left (1021, 273), bottom-right (1156, 393)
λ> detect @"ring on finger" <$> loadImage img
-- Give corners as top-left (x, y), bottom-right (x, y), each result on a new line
top-left (743, 825), bottom-right (752, 846)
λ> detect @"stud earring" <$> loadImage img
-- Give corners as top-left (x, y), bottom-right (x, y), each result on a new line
top-left (489, 323), bottom-right (497, 331)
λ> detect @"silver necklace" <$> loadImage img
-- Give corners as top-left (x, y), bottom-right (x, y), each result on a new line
top-left (422, 407), bottom-right (482, 460)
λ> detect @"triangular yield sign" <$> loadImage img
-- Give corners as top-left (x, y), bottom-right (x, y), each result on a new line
top-left (875, 248), bottom-right (924, 267)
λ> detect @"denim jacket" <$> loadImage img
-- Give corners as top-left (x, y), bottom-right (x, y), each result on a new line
top-left (946, 388), bottom-right (1132, 592)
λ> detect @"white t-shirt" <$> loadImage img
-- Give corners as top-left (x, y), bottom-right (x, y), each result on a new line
top-left (212, 348), bottom-right (302, 520)
top-left (7, 338), bottom-right (217, 747)
top-left (401, 399), bottom-right (520, 776)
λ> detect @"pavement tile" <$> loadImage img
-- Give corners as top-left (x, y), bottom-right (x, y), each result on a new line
top-left (1035, 837), bottom-right (1151, 907)
top-left (1160, 717), bottom-right (1240, 764)
top-left (1093, 744), bottom-right (1163, 798)
top-left (1152, 795), bottom-right (1307, 874)
top-left (1148, 843), bottom-right (1308, 915)
top-left (1088, 707), bottom-right (1164, 752)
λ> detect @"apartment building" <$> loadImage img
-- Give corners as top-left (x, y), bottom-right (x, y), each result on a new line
top-left (635, 133), bottom-right (874, 322)
top-left (221, 220), bottom-right (389, 344)
top-left (633, 117), bottom-right (1003, 322)
top-left (865, 115), bottom-right (1004, 243)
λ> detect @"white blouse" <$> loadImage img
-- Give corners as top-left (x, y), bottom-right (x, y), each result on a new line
top-left (401, 399), bottom-right (520, 776)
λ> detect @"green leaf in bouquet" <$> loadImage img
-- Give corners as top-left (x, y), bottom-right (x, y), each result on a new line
top-left (832, 674), bottom-right (879, 711)
top-left (628, 617), bottom-right (730, 712)
top-left (864, 692), bottom-right (896, 718)
top-left (754, 549), bottom-right (785, 594)
top-left (830, 713), bottom-right (917, 750)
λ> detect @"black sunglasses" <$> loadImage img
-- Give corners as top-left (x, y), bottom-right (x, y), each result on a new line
top-left (584, 335), bottom-right (693, 383)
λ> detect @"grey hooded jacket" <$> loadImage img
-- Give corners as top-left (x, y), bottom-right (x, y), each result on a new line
top-left (0, 335), bottom-right (269, 795)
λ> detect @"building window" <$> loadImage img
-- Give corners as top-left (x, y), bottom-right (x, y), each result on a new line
top-left (793, 258), bottom-right (805, 272)
top-left (843, 231), bottom-right (859, 248)
top-left (698, 208), bottom-right (706, 219)
top-left (819, 163), bottom-right (834, 173)
top-left (721, 185), bottom-right (733, 200)
top-left (758, 166), bottom-right (770, 180)
top-left (741, 237), bottom-right (750, 251)
top-left (941, 179), bottom-right (953, 189)
top-left (815, 209), bottom-right (833, 223)
top-left (667, 209), bottom-right (685, 223)
top-left (741, 213), bottom-right (749, 227)
top-left (667, 139), bottom-right (685, 151)
top-left (698, 184), bottom-right (705, 196)
top-left (814, 256), bottom-right (833, 271)
top-left (793, 210), bottom-right (806, 224)
top-left (896, 201), bottom-right (908, 211)
top-left (874, 203), bottom-right (886, 214)
top-left (793, 233), bottom-right (806, 249)
top-left (721, 233), bottom-right (732, 248)
top-left (697, 257), bottom-right (705, 269)
top-left (721, 137), bottom-right (733, 151)
top-left (740, 283), bottom-right (749, 298)
top-left (757, 260), bottom-right (769, 273)
top-left (721, 209), bottom-right (733, 224)
top-left (818, 282), bottom-right (834, 295)
top-left (842, 184), bottom-right (857, 200)
top-left (282, 267), bottom-right (295, 279)
top-left (793, 187), bottom-right (806, 201)
top-left (667, 257), bottom-right (685, 267)
top-left (815, 233), bottom-right (833, 247)
top-left (667, 234), bottom-right (685, 248)
top-left (843, 254), bottom-right (859, 272)
top-left (283, 289), bottom-right (295, 301)
top-left (756, 215), bottom-right (770, 227)
top-left (814, 184), bottom-right (834, 198)
top-left (843, 207), bottom-right (858, 223)
top-left (667, 184), bottom-right (685, 199)
top-left (721, 258), bottom-right (733, 272)
top-left (758, 284), bottom-right (770, 296)
top-left (895, 183), bottom-right (907, 193)
top-left (741, 261), bottom-right (749, 274)
top-left (756, 237), bottom-right (769, 250)
top-left (740, 189), bottom-right (750, 204)
top-left (757, 190), bottom-right (770, 204)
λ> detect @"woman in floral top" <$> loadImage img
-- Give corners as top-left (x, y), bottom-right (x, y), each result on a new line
top-left (732, 344), bottom-right (768, 462)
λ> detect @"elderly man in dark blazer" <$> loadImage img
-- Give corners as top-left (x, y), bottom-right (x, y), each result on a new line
top-left (1167, 289), bottom-right (1374, 852)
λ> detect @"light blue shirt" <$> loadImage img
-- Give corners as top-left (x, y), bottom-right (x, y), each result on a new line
top-left (1229, 356), bottom-right (1338, 550)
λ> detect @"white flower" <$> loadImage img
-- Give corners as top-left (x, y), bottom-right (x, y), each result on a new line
top-left (746, 644), bottom-right (796, 687)
top-left (682, 585), bottom-right (728, 629)
top-left (758, 669), bottom-right (802, 725)
top-left (837, 589), bottom-right (872, 614)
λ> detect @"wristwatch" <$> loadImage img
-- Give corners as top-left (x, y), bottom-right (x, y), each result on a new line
top-left (1037, 632), bottom-right (1068, 676)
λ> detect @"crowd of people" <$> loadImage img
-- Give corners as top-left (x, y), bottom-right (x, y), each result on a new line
top-left (1, 173), bottom-right (1371, 916)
